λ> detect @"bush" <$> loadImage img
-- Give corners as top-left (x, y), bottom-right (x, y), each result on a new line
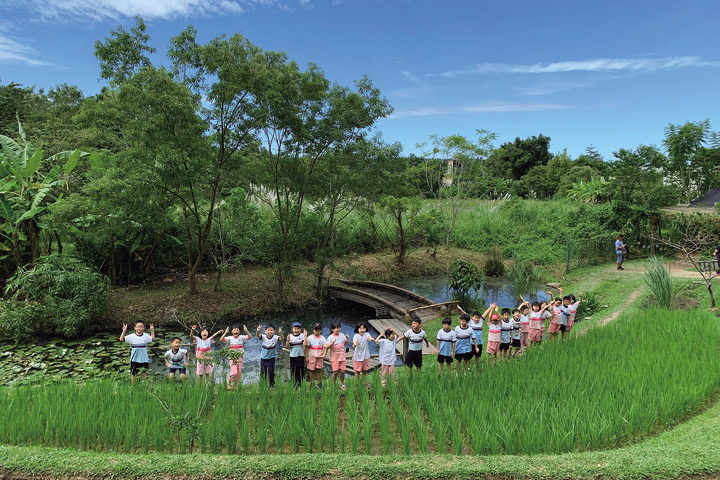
top-left (483, 246), bottom-right (506, 277)
top-left (508, 260), bottom-right (542, 297)
top-left (1, 254), bottom-right (110, 340)
top-left (449, 259), bottom-right (483, 298)
top-left (644, 257), bottom-right (673, 309)
top-left (576, 291), bottom-right (600, 318)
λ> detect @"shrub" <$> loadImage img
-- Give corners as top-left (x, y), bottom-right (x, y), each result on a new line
top-left (483, 246), bottom-right (506, 277)
top-left (644, 256), bottom-right (673, 309)
top-left (508, 260), bottom-right (542, 297)
top-left (576, 291), bottom-right (600, 318)
top-left (1, 254), bottom-right (110, 340)
top-left (449, 259), bottom-right (482, 299)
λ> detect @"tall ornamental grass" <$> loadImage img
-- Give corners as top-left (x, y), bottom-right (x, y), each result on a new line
top-left (644, 257), bottom-right (674, 308)
top-left (0, 308), bottom-right (718, 455)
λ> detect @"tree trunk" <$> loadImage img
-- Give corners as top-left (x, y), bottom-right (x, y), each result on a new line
top-left (12, 232), bottom-right (21, 269)
top-left (708, 284), bottom-right (716, 309)
top-left (55, 232), bottom-right (63, 255)
top-left (28, 220), bottom-right (39, 262)
top-left (214, 268), bottom-right (222, 292)
top-left (189, 267), bottom-right (199, 295)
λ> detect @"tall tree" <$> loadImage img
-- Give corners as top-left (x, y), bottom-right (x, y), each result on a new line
top-left (94, 16), bottom-right (157, 87)
top-left (417, 130), bottom-right (496, 246)
top-left (485, 134), bottom-right (552, 181)
top-left (663, 119), bottom-right (711, 201)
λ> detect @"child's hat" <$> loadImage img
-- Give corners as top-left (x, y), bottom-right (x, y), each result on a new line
top-left (490, 313), bottom-right (500, 320)
top-left (292, 321), bottom-right (302, 327)
top-left (312, 322), bottom-right (322, 330)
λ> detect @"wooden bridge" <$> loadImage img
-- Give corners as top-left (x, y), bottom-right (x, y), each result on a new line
top-left (326, 280), bottom-right (459, 323)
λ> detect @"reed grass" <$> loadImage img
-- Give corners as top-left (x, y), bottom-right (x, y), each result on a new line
top-left (644, 256), bottom-right (674, 308)
top-left (0, 308), bottom-right (717, 456)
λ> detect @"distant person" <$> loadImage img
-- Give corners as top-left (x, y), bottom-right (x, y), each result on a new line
top-left (120, 320), bottom-right (154, 384)
top-left (486, 310), bottom-right (501, 366)
top-left (528, 301), bottom-right (549, 347)
top-left (164, 337), bottom-right (189, 383)
top-left (616, 235), bottom-right (627, 270)
top-left (713, 244), bottom-right (720, 276)
top-left (453, 314), bottom-right (477, 374)
top-left (509, 308), bottom-right (522, 357)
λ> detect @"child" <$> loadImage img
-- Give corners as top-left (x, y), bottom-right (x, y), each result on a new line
top-left (499, 308), bottom-right (513, 362)
top-left (436, 317), bottom-right (456, 376)
top-left (566, 293), bottom-right (582, 332)
top-left (486, 310), bottom-right (501, 366)
top-left (219, 325), bottom-right (252, 389)
top-left (164, 337), bottom-right (189, 383)
top-left (528, 301), bottom-right (549, 346)
top-left (287, 322), bottom-right (307, 390)
top-left (397, 317), bottom-right (429, 376)
top-left (540, 299), bottom-right (550, 340)
top-left (548, 294), bottom-right (564, 339)
top-left (256, 323), bottom-right (284, 390)
top-left (190, 324), bottom-right (223, 383)
top-left (376, 328), bottom-right (398, 387)
top-left (352, 322), bottom-right (375, 388)
top-left (458, 304), bottom-right (493, 367)
top-left (120, 321), bottom-right (155, 384)
top-left (518, 302), bottom-right (531, 354)
top-left (510, 308), bottom-right (522, 357)
top-left (323, 322), bottom-right (349, 390)
top-left (306, 322), bottom-right (326, 389)
top-left (454, 314), bottom-right (478, 374)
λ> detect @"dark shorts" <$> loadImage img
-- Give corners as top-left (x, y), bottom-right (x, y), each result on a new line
top-left (511, 339), bottom-right (521, 348)
top-left (437, 354), bottom-right (453, 364)
top-left (474, 346), bottom-right (483, 357)
top-left (169, 367), bottom-right (186, 375)
top-left (130, 362), bottom-right (149, 375)
top-left (499, 342), bottom-right (510, 351)
top-left (560, 325), bottom-right (567, 333)
top-left (455, 351), bottom-right (473, 361)
top-left (405, 349), bottom-right (423, 368)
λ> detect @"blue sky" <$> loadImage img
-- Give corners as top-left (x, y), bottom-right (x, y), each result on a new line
top-left (1, 0), bottom-right (719, 160)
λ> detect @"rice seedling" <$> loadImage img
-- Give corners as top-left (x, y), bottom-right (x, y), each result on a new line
top-left (644, 256), bottom-right (673, 308)
top-left (0, 308), bottom-right (718, 456)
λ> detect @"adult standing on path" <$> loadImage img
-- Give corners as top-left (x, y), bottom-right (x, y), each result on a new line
top-left (615, 235), bottom-right (627, 271)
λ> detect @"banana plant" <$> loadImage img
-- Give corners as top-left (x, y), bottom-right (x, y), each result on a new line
top-left (0, 116), bottom-right (101, 267)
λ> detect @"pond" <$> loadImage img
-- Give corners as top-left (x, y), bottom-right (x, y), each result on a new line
top-left (0, 275), bottom-right (550, 386)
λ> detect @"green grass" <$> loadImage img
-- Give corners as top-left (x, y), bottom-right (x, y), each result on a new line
top-left (1, 308), bottom-right (718, 458)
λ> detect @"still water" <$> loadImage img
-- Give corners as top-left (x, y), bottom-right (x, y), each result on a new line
top-left (0, 276), bottom-right (550, 386)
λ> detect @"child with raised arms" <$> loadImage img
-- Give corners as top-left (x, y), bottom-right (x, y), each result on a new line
top-left (164, 337), bottom-right (189, 383)
top-left (566, 293), bottom-right (582, 332)
top-left (486, 307), bottom-right (501, 366)
top-left (397, 317), bottom-right (429, 376)
top-left (509, 308), bottom-right (522, 358)
top-left (528, 301), bottom-right (549, 346)
top-left (190, 325), bottom-right (223, 383)
top-left (287, 322), bottom-right (307, 390)
top-left (454, 314), bottom-right (478, 374)
top-left (458, 304), bottom-right (494, 368)
top-left (120, 320), bottom-right (155, 384)
top-left (323, 322), bottom-right (349, 390)
top-left (219, 324), bottom-right (252, 390)
top-left (547, 293), bottom-right (564, 339)
top-left (499, 308), bottom-right (513, 362)
top-left (305, 322), bottom-right (326, 389)
top-left (376, 328), bottom-right (398, 387)
top-left (352, 322), bottom-right (375, 389)
top-left (256, 323), bottom-right (283, 390)
top-left (518, 302), bottom-right (531, 354)
top-left (436, 317), bottom-right (456, 376)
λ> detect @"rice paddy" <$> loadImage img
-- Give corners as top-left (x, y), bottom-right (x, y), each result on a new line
top-left (1, 308), bottom-right (718, 456)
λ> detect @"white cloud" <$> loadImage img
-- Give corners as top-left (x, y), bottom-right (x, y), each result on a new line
top-left (388, 102), bottom-right (569, 119)
top-left (515, 81), bottom-right (590, 96)
top-left (0, 34), bottom-right (52, 66)
top-left (432, 56), bottom-right (718, 78)
top-left (7, 0), bottom-right (257, 22)
top-left (401, 70), bottom-right (423, 84)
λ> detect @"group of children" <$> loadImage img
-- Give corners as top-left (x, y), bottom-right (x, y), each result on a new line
top-left (119, 287), bottom-right (581, 387)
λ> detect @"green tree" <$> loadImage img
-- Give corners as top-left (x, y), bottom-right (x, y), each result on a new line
top-left (663, 119), bottom-right (711, 201)
top-left (94, 16), bottom-right (157, 86)
top-left (485, 134), bottom-right (552, 181)
top-left (417, 130), bottom-right (496, 247)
